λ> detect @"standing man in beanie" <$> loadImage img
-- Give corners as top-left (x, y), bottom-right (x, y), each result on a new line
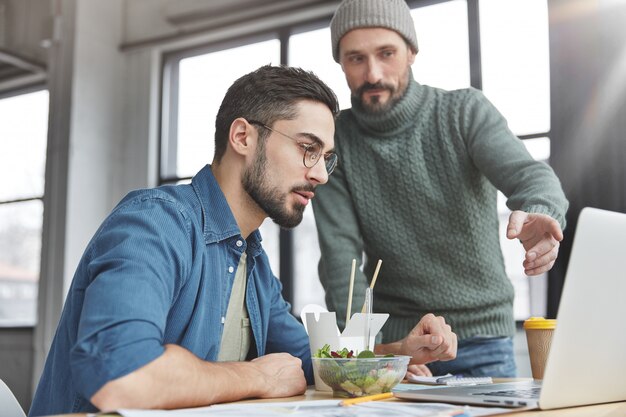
top-left (29, 65), bottom-right (456, 417)
top-left (313, 0), bottom-right (568, 378)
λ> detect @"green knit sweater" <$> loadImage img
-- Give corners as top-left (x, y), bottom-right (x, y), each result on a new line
top-left (313, 79), bottom-right (568, 342)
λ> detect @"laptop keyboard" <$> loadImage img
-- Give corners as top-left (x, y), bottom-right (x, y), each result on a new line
top-left (473, 387), bottom-right (541, 399)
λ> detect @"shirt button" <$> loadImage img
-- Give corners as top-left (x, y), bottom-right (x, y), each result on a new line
top-left (236, 240), bottom-right (243, 247)
top-left (228, 266), bottom-right (234, 273)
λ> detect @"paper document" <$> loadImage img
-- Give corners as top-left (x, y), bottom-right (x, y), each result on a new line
top-left (109, 399), bottom-right (509, 417)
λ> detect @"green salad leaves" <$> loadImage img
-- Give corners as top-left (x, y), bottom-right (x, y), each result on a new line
top-left (313, 344), bottom-right (393, 358)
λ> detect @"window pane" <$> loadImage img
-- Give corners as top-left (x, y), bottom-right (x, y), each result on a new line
top-left (523, 137), bottom-right (550, 161)
top-left (259, 218), bottom-right (280, 277)
top-left (497, 138), bottom-right (551, 320)
top-left (0, 200), bottom-right (42, 326)
top-left (291, 205), bottom-right (326, 314)
top-left (288, 3), bottom-right (470, 315)
top-left (289, 27), bottom-right (352, 110)
top-left (497, 200), bottom-right (533, 320)
top-left (176, 39), bottom-right (281, 178)
top-left (0, 90), bottom-right (49, 201)
top-left (289, 28), bottom-right (347, 313)
top-left (480, 0), bottom-right (550, 135)
top-left (411, 0), bottom-right (471, 90)
top-left (173, 40), bottom-right (282, 280)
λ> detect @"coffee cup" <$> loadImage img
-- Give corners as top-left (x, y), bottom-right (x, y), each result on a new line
top-left (523, 317), bottom-right (556, 380)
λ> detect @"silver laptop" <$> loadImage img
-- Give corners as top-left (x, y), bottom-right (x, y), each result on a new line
top-left (394, 207), bottom-right (626, 409)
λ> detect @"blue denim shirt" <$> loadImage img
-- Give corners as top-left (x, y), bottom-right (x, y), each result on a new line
top-left (29, 165), bottom-right (312, 416)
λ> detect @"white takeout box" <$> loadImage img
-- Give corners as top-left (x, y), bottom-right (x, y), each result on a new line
top-left (300, 304), bottom-right (389, 391)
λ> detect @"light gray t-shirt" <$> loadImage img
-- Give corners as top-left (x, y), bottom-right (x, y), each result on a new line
top-left (217, 252), bottom-right (251, 362)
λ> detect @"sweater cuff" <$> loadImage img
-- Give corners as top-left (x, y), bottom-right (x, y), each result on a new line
top-left (522, 204), bottom-right (567, 230)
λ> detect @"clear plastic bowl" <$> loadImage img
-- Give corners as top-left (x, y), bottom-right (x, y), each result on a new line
top-left (312, 355), bottom-right (410, 398)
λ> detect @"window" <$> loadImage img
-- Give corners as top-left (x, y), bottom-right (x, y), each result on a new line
top-left (160, 0), bottom-right (553, 320)
top-left (411, 0), bottom-right (470, 90)
top-left (498, 138), bottom-right (551, 319)
top-left (0, 90), bottom-right (49, 326)
top-left (288, 26), bottom-right (346, 313)
top-left (480, 0), bottom-right (550, 135)
top-left (163, 38), bottom-right (281, 180)
top-left (481, 0), bottom-right (551, 319)
top-left (287, 1), bottom-right (471, 314)
top-left (161, 37), bottom-right (282, 273)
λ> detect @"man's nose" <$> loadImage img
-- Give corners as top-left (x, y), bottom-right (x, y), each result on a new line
top-left (306, 159), bottom-right (329, 186)
top-left (365, 57), bottom-right (383, 84)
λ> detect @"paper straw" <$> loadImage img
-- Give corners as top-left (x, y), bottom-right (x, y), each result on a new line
top-left (364, 287), bottom-right (372, 351)
top-left (361, 259), bottom-right (383, 313)
top-left (346, 259), bottom-right (356, 326)
top-left (369, 259), bottom-right (383, 290)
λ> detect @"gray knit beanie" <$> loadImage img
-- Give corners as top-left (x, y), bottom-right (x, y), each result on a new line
top-left (330, 0), bottom-right (419, 63)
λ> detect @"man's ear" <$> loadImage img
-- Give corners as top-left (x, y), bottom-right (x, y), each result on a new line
top-left (228, 118), bottom-right (256, 157)
top-left (405, 41), bottom-right (417, 65)
top-left (407, 45), bottom-right (417, 66)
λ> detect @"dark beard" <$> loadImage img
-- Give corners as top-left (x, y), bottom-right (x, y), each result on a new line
top-left (354, 79), bottom-right (407, 114)
top-left (242, 144), bottom-right (308, 229)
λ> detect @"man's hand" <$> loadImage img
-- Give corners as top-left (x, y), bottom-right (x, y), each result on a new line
top-left (251, 353), bottom-right (307, 398)
top-left (406, 364), bottom-right (433, 378)
top-left (399, 314), bottom-right (457, 365)
top-left (507, 211), bottom-right (563, 276)
top-left (375, 314), bottom-right (457, 366)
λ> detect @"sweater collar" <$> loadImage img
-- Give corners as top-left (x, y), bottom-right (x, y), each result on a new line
top-left (350, 72), bottom-right (425, 137)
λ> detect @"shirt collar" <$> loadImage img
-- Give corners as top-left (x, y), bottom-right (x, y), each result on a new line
top-left (191, 165), bottom-right (263, 256)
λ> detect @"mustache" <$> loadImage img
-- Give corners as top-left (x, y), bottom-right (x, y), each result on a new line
top-left (291, 184), bottom-right (315, 193)
top-left (356, 82), bottom-right (394, 96)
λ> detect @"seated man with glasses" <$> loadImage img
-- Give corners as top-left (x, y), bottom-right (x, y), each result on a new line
top-left (29, 65), bottom-right (456, 416)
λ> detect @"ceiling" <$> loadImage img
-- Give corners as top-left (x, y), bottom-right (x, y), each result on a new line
top-left (122, 0), bottom-right (338, 48)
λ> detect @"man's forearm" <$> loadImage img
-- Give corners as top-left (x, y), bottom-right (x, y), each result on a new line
top-left (91, 344), bottom-right (262, 411)
top-left (374, 341), bottom-right (401, 356)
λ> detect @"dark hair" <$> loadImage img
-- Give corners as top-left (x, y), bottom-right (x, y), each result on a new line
top-left (213, 65), bottom-right (339, 162)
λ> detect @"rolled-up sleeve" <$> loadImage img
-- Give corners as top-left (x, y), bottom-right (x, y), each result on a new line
top-left (69, 194), bottom-right (192, 399)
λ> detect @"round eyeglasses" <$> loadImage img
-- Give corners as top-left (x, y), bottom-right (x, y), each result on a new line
top-left (248, 120), bottom-right (337, 175)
